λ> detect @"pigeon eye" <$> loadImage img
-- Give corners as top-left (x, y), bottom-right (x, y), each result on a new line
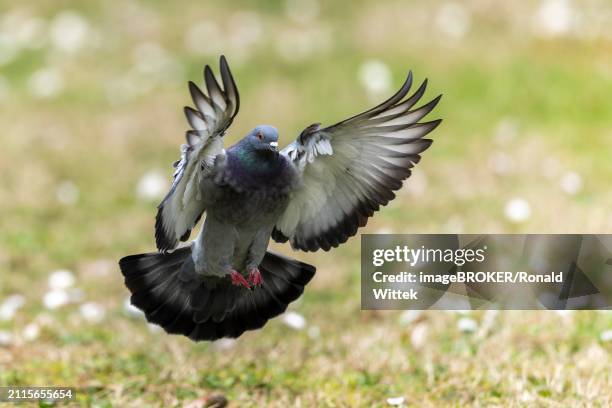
top-left (257, 132), bottom-right (264, 141)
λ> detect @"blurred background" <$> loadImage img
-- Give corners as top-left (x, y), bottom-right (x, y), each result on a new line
top-left (0, 0), bottom-right (611, 406)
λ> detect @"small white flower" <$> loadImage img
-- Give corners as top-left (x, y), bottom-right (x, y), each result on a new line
top-left (457, 317), bottom-right (478, 333)
top-left (520, 391), bottom-right (535, 402)
top-left (50, 11), bottom-right (89, 53)
top-left (504, 198), bottom-right (531, 223)
top-left (559, 171), bottom-right (582, 195)
top-left (136, 170), bottom-right (168, 201)
top-left (359, 60), bottom-right (392, 96)
top-left (0, 330), bottom-right (13, 346)
top-left (436, 2), bottom-right (471, 39)
top-left (533, 0), bottom-right (575, 37)
top-left (399, 310), bottom-right (421, 325)
top-left (600, 329), bottom-right (612, 342)
top-left (28, 68), bottom-right (65, 99)
top-left (123, 296), bottom-right (144, 319)
top-left (147, 323), bottom-right (163, 333)
top-left (79, 302), bottom-right (105, 323)
top-left (12, 16), bottom-right (47, 49)
top-left (481, 309), bottom-right (499, 327)
top-left (147, 323), bottom-right (164, 334)
top-left (213, 338), bottom-right (237, 350)
top-left (56, 180), bottom-right (79, 205)
top-left (4, 296), bottom-right (25, 308)
top-left (0, 306), bottom-right (16, 321)
top-left (282, 311), bottom-right (306, 330)
top-left (555, 309), bottom-right (574, 318)
top-left (386, 396), bottom-right (405, 406)
top-left (0, 294), bottom-right (25, 321)
top-left (410, 322), bottom-right (428, 349)
top-left (43, 290), bottom-right (69, 309)
top-left (22, 323), bottom-right (40, 341)
top-left (48, 269), bottom-right (75, 290)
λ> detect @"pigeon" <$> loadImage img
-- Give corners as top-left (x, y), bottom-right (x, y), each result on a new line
top-left (119, 56), bottom-right (442, 341)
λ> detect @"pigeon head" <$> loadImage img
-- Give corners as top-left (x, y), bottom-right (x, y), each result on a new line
top-left (243, 125), bottom-right (279, 154)
top-left (226, 124), bottom-right (288, 190)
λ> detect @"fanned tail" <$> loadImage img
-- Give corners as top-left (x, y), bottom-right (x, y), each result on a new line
top-left (119, 246), bottom-right (315, 341)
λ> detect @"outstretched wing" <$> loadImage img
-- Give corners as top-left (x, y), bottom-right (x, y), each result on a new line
top-left (155, 56), bottom-right (240, 252)
top-left (274, 72), bottom-right (441, 251)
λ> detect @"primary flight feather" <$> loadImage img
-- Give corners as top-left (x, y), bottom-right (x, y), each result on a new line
top-left (119, 56), bottom-right (442, 341)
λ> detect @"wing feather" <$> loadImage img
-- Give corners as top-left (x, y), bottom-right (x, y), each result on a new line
top-left (155, 56), bottom-right (240, 252)
top-left (275, 72), bottom-right (441, 251)
top-left (184, 107), bottom-right (208, 131)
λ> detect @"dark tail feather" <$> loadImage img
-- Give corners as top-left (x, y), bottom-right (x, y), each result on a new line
top-left (119, 246), bottom-right (315, 341)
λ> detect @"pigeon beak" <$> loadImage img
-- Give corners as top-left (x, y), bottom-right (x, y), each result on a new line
top-left (269, 141), bottom-right (278, 151)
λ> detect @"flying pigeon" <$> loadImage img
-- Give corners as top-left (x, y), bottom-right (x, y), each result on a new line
top-left (119, 56), bottom-right (442, 341)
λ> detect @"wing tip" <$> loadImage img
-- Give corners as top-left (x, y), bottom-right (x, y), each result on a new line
top-left (218, 55), bottom-right (240, 116)
top-left (203, 65), bottom-right (218, 90)
top-left (413, 79), bottom-right (428, 97)
top-left (187, 80), bottom-right (199, 94)
top-left (403, 71), bottom-right (413, 91)
top-left (220, 55), bottom-right (228, 71)
top-left (427, 118), bottom-right (443, 129)
top-left (188, 81), bottom-right (208, 106)
top-left (183, 105), bottom-right (193, 116)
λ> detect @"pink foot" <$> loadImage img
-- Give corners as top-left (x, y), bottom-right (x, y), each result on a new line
top-left (229, 270), bottom-right (251, 289)
top-left (248, 267), bottom-right (264, 286)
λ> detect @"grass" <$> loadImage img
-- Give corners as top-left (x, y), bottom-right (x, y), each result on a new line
top-left (1, 0), bottom-right (611, 406)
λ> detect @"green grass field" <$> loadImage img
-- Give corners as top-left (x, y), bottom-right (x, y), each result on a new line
top-left (1, 1), bottom-right (611, 406)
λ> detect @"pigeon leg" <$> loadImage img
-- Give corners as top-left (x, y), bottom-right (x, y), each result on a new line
top-left (248, 267), bottom-right (264, 286)
top-left (229, 269), bottom-right (251, 289)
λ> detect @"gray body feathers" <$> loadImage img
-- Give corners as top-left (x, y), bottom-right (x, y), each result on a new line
top-left (191, 160), bottom-right (298, 278)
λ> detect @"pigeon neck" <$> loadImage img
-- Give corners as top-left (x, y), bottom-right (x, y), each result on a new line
top-left (225, 144), bottom-right (288, 192)
top-left (234, 144), bottom-right (278, 171)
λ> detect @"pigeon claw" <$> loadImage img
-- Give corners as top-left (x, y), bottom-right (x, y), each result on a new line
top-left (248, 267), bottom-right (264, 286)
top-left (229, 270), bottom-right (251, 289)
